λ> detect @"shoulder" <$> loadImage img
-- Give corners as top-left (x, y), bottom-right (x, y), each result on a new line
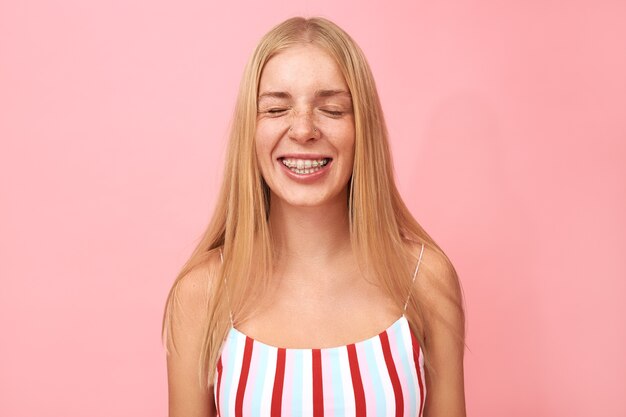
top-left (164, 248), bottom-right (223, 353)
top-left (404, 240), bottom-right (465, 333)
top-left (174, 249), bottom-right (222, 304)
top-left (164, 248), bottom-right (222, 415)
top-left (173, 249), bottom-right (221, 303)
top-left (403, 240), bottom-right (467, 414)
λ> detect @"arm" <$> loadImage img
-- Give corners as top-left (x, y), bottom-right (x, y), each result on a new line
top-left (414, 245), bottom-right (467, 417)
top-left (165, 256), bottom-right (219, 417)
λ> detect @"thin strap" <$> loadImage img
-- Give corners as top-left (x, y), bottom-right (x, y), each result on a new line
top-left (403, 243), bottom-right (425, 312)
top-left (219, 247), bottom-right (234, 327)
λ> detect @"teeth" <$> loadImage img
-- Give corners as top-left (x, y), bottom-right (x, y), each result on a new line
top-left (281, 158), bottom-right (329, 169)
top-left (291, 166), bottom-right (323, 174)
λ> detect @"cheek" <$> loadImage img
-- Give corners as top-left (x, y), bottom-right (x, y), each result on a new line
top-left (339, 125), bottom-right (356, 156)
top-left (254, 127), bottom-right (272, 158)
top-left (253, 134), bottom-right (267, 173)
top-left (254, 129), bottom-right (281, 180)
top-left (254, 122), bottom-right (281, 153)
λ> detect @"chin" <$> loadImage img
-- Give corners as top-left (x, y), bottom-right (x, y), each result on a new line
top-left (284, 197), bottom-right (328, 208)
top-left (282, 191), bottom-right (348, 209)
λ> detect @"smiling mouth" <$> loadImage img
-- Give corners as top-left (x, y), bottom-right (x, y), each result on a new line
top-left (278, 157), bottom-right (332, 174)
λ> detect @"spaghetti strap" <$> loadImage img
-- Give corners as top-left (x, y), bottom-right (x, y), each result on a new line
top-left (219, 247), bottom-right (234, 327)
top-left (403, 242), bottom-right (425, 313)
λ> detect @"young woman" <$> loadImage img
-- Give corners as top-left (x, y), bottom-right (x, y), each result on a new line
top-left (163, 16), bottom-right (466, 417)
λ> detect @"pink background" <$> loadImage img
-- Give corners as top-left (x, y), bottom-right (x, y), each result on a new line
top-left (1, 1), bottom-right (624, 416)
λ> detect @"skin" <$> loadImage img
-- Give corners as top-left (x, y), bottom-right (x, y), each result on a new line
top-left (246, 44), bottom-right (400, 349)
top-left (166, 43), bottom-right (466, 417)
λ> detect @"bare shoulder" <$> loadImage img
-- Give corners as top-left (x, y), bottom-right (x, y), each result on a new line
top-left (165, 248), bottom-right (222, 417)
top-left (172, 250), bottom-right (221, 313)
top-left (405, 240), bottom-right (464, 320)
top-left (167, 250), bottom-right (221, 331)
top-left (405, 240), bottom-right (467, 416)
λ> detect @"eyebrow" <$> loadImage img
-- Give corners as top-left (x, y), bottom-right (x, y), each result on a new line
top-left (258, 89), bottom-right (352, 101)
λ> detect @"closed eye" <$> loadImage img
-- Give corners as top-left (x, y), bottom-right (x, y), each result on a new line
top-left (268, 108), bottom-right (287, 114)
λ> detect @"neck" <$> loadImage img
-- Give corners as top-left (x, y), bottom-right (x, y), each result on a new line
top-left (268, 190), bottom-right (352, 270)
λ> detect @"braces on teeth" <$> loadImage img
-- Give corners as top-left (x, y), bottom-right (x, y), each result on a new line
top-left (281, 158), bottom-right (330, 174)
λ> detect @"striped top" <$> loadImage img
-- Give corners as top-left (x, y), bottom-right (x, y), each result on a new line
top-left (214, 244), bottom-right (426, 417)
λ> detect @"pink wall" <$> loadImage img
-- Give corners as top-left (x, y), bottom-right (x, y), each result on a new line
top-left (1, 1), bottom-right (624, 416)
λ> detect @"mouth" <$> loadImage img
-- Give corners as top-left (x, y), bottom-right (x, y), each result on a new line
top-left (278, 157), bottom-right (332, 175)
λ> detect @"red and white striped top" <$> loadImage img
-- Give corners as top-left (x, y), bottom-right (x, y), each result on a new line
top-left (214, 244), bottom-right (426, 417)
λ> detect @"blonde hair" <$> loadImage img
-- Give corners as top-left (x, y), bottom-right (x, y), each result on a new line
top-left (162, 16), bottom-right (465, 388)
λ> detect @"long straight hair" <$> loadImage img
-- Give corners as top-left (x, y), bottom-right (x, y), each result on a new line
top-left (162, 16), bottom-right (465, 388)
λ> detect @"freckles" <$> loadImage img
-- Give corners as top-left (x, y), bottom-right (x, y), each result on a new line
top-left (254, 124), bottom-right (283, 158)
top-left (256, 122), bottom-right (288, 145)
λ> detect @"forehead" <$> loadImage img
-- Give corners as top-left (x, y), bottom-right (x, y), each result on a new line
top-left (258, 44), bottom-right (349, 94)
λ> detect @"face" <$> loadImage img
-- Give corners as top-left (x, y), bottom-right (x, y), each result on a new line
top-left (254, 44), bottom-right (355, 209)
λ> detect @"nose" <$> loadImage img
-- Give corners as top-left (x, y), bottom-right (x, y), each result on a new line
top-left (287, 109), bottom-right (318, 142)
